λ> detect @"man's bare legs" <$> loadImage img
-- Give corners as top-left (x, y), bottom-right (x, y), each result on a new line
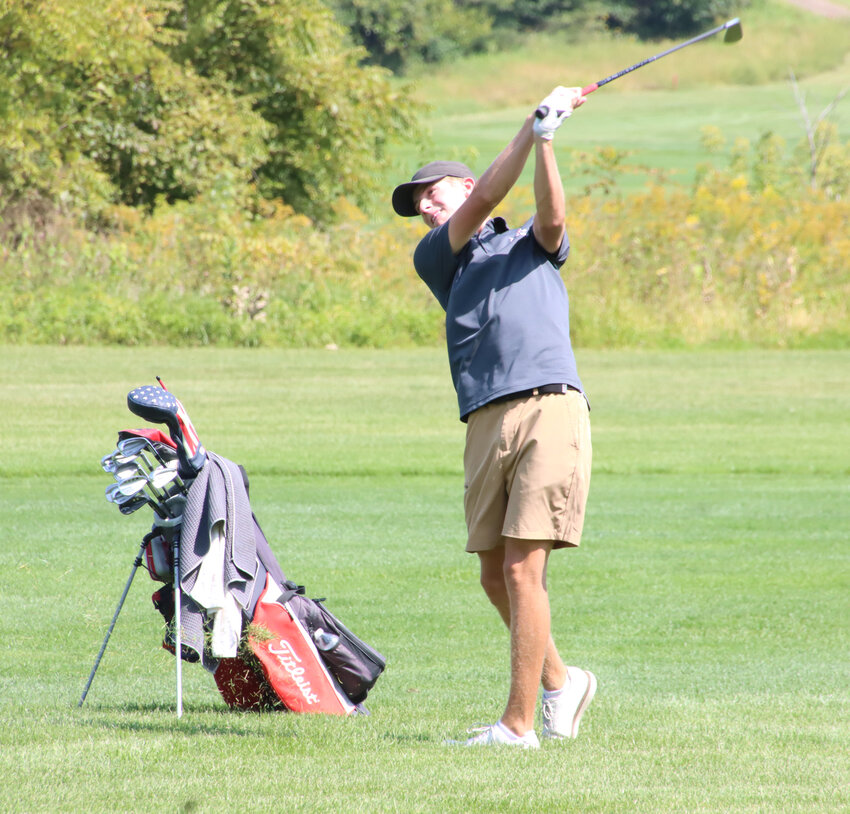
top-left (478, 539), bottom-right (568, 736)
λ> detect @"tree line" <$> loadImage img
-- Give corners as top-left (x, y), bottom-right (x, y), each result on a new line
top-left (0, 0), bottom-right (744, 230)
top-left (328, 0), bottom-right (747, 73)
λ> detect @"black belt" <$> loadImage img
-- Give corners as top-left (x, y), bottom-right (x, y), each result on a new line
top-left (488, 383), bottom-right (580, 406)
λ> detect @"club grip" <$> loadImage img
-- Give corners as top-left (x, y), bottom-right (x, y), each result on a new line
top-left (537, 82), bottom-right (597, 117)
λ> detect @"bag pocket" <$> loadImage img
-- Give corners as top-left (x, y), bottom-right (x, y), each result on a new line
top-left (282, 589), bottom-right (386, 704)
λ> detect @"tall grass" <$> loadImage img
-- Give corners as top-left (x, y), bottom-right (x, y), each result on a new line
top-left (3, 139), bottom-right (848, 350)
top-left (1, 0), bottom-right (849, 350)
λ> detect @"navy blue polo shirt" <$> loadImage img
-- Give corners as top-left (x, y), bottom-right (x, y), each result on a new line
top-left (414, 216), bottom-right (583, 420)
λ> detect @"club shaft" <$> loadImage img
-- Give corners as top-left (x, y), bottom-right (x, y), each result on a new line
top-left (583, 19), bottom-right (739, 95)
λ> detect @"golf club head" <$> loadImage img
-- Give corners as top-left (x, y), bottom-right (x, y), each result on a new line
top-left (117, 495), bottom-right (149, 515)
top-left (113, 476), bottom-right (151, 499)
top-left (111, 449), bottom-right (158, 477)
top-left (105, 482), bottom-right (123, 503)
top-left (724, 18), bottom-right (742, 43)
top-left (113, 461), bottom-right (149, 482)
top-left (117, 436), bottom-right (154, 458)
top-left (120, 490), bottom-right (170, 519)
top-left (149, 466), bottom-right (181, 492)
top-left (101, 450), bottom-right (125, 473)
top-left (118, 435), bottom-right (170, 467)
top-left (105, 480), bottom-right (149, 503)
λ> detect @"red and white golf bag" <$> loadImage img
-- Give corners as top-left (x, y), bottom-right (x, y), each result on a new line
top-left (109, 384), bottom-right (385, 716)
top-left (234, 575), bottom-right (355, 715)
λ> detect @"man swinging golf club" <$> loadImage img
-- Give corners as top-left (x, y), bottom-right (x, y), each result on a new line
top-left (392, 86), bottom-right (595, 747)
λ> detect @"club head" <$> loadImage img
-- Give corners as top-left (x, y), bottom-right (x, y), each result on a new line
top-left (115, 476), bottom-right (150, 498)
top-left (113, 462), bottom-right (146, 481)
top-left (105, 482), bottom-right (122, 503)
top-left (117, 495), bottom-right (149, 515)
top-left (118, 436), bottom-right (168, 466)
top-left (101, 451), bottom-right (120, 473)
top-left (117, 436), bottom-right (154, 458)
top-left (724, 18), bottom-right (742, 43)
top-left (149, 467), bottom-right (180, 491)
top-left (114, 448), bottom-right (158, 473)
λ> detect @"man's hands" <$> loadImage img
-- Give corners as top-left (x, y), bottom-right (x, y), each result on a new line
top-left (532, 86), bottom-right (584, 140)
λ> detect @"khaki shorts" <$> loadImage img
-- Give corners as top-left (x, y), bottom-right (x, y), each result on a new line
top-left (463, 390), bottom-right (591, 552)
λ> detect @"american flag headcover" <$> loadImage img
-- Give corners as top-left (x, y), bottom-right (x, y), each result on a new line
top-left (127, 384), bottom-right (206, 473)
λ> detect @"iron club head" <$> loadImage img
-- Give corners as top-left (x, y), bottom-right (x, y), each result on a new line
top-left (723, 18), bottom-right (743, 43)
top-left (117, 436), bottom-right (169, 466)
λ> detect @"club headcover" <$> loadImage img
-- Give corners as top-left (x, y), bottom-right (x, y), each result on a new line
top-left (127, 385), bottom-right (206, 476)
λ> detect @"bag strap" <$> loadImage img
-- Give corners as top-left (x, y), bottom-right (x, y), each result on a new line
top-left (276, 580), bottom-right (306, 604)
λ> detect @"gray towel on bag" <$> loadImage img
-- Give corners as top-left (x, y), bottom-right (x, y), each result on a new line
top-left (176, 451), bottom-right (260, 669)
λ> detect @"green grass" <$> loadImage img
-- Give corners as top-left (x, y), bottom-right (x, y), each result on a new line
top-left (1, 346), bottom-right (848, 812)
top-left (389, 1), bottom-right (850, 194)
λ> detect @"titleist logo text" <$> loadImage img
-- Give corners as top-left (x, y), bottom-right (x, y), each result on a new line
top-left (267, 640), bottom-right (321, 705)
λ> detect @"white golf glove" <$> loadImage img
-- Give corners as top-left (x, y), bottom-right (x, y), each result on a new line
top-left (533, 86), bottom-right (582, 140)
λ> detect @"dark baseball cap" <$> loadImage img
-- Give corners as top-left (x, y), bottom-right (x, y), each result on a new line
top-left (392, 161), bottom-right (475, 217)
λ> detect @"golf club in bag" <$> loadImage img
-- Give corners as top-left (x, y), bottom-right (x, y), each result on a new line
top-left (81, 380), bottom-right (385, 717)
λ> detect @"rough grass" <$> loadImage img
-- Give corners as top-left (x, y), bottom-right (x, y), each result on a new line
top-left (405, 1), bottom-right (850, 112)
top-left (393, 1), bottom-right (850, 186)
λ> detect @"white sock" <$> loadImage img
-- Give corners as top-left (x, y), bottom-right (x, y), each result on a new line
top-left (543, 675), bottom-right (570, 700)
top-left (496, 721), bottom-right (525, 741)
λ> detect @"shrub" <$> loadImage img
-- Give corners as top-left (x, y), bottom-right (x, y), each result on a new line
top-left (0, 0), bottom-right (419, 229)
top-left (2, 125), bottom-right (847, 350)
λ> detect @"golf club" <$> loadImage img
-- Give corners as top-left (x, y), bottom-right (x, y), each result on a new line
top-left (536, 17), bottom-right (742, 116)
top-left (113, 461), bottom-right (151, 481)
top-left (106, 477), bottom-right (150, 501)
top-left (117, 495), bottom-right (150, 515)
top-left (105, 480), bottom-right (140, 503)
top-left (113, 462), bottom-right (183, 497)
top-left (111, 487), bottom-right (171, 520)
top-left (105, 479), bottom-right (171, 519)
top-left (101, 450), bottom-right (120, 473)
top-left (146, 466), bottom-right (182, 496)
top-left (117, 435), bottom-right (169, 467)
top-left (102, 449), bottom-right (155, 475)
top-left (152, 460), bottom-right (185, 489)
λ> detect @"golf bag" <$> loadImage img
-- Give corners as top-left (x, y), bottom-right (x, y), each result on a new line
top-left (99, 382), bottom-right (385, 715)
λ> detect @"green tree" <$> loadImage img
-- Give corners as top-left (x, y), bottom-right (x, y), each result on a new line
top-left (167, 0), bottom-right (418, 223)
top-left (459, 0), bottom-right (589, 32)
top-left (0, 0), bottom-right (418, 227)
top-left (325, 0), bottom-right (493, 72)
top-left (0, 0), bottom-right (268, 220)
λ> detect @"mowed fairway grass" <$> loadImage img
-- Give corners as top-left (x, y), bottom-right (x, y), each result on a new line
top-left (1, 346), bottom-right (847, 812)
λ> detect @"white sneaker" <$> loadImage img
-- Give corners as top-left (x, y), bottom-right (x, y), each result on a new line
top-left (541, 667), bottom-right (597, 739)
top-left (447, 721), bottom-right (540, 749)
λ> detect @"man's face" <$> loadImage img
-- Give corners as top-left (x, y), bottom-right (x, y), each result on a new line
top-left (413, 176), bottom-right (471, 229)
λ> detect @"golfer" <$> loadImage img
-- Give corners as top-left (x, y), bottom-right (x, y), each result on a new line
top-left (392, 86), bottom-right (595, 748)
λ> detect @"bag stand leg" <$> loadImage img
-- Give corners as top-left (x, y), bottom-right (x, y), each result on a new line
top-left (78, 540), bottom-right (147, 707)
top-left (173, 533), bottom-right (183, 718)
